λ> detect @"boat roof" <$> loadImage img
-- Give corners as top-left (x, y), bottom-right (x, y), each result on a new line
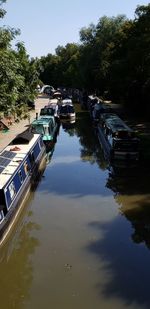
top-left (60, 104), bottom-right (75, 110)
top-left (10, 130), bottom-right (34, 145)
top-left (102, 113), bottom-right (132, 132)
top-left (32, 116), bottom-right (54, 125)
top-left (48, 99), bottom-right (58, 104)
top-left (0, 133), bottom-right (41, 189)
top-left (46, 103), bottom-right (57, 108)
top-left (62, 99), bottom-right (72, 104)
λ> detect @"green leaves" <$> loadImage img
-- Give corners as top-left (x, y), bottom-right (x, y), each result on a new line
top-left (0, 2), bottom-right (39, 115)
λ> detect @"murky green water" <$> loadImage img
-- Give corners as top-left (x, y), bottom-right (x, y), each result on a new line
top-left (0, 106), bottom-right (150, 309)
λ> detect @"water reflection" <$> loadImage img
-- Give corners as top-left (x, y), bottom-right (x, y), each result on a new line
top-left (87, 217), bottom-right (150, 309)
top-left (86, 160), bottom-right (150, 308)
top-left (0, 201), bottom-right (40, 309)
top-left (45, 123), bottom-right (60, 165)
top-left (61, 120), bottom-right (76, 136)
top-left (58, 107), bottom-right (150, 308)
top-left (38, 110), bottom-right (110, 198)
top-left (0, 159), bottom-right (47, 309)
top-left (0, 103), bottom-right (149, 309)
top-left (75, 110), bottom-right (108, 170)
top-left (107, 165), bottom-right (150, 248)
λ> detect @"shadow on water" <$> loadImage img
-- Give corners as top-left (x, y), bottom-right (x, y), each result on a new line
top-left (0, 159), bottom-right (48, 309)
top-left (107, 165), bottom-right (150, 249)
top-left (73, 105), bottom-right (150, 307)
top-left (86, 217), bottom-right (150, 309)
top-left (85, 160), bottom-right (150, 308)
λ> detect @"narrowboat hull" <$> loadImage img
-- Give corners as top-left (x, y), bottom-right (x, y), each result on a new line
top-left (0, 133), bottom-right (46, 245)
top-left (96, 125), bottom-right (139, 162)
top-left (59, 114), bottom-right (76, 120)
top-left (96, 126), bottom-right (112, 160)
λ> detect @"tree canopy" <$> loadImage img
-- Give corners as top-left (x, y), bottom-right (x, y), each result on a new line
top-left (1, 1), bottom-right (150, 114)
top-left (0, 0), bottom-right (39, 114)
top-left (38, 4), bottom-right (150, 113)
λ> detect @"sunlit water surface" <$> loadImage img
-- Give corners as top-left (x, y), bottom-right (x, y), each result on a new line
top-left (0, 107), bottom-right (150, 309)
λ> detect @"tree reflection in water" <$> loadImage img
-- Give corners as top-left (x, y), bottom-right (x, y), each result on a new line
top-left (75, 110), bottom-right (108, 170)
top-left (106, 163), bottom-right (150, 249)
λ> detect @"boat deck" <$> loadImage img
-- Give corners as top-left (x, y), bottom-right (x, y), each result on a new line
top-left (0, 134), bottom-right (40, 189)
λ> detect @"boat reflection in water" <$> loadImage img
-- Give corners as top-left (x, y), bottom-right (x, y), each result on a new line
top-left (106, 162), bottom-right (150, 249)
top-left (45, 122), bottom-right (60, 165)
top-left (0, 187), bottom-right (42, 309)
top-left (61, 119), bottom-right (76, 136)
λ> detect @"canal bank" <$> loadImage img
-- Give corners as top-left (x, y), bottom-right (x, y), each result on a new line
top-left (0, 105), bottom-right (150, 309)
top-left (0, 96), bottom-right (49, 152)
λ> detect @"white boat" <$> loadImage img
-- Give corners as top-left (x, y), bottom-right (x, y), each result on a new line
top-left (0, 129), bottom-right (46, 245)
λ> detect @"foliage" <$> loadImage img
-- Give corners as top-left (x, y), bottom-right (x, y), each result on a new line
top-left (1, 1), bottom-right (150, 115)
top-left (0, 1), bottom-right (39, 115)
top-left (38, 4), bottom-right (150, 114)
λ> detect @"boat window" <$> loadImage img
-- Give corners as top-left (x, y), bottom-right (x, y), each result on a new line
top-left (18, 170), bottom-right (23, 183)
top-left (24, 161), bottom-right (29, 175)
top-left (44, 126), bottom-right (49, 135)
top-left (39, 138), bottom-right (44, 148)
top-left (68, 105), bottom-right (74, 113)
top-left (0, 211), bottom-right (4, 223)
top-left (0, 190), bottom-right (6, 214)
top-left (9, 181), bottom-right (16, 200)
top-left (29, 151), bottom-right (35, 166)
top-left (31, 151), bottom-right (35, 162)
top-left (49, 121), bottom-right (53, 134)
top-left (113, 141), bottom-right (139, 151)
top-left (113, 130), bottom-right (135, 139)
top-left (32, 124), bottom-right (45, 135)
top-left (60, 105), bottom-right (68, 113)
top-left (40, 108), bottom-right (54, 116)
top-left (105, 127), bottom-right (109, 135)
top-left (0, 190), bottom-right (5, 203)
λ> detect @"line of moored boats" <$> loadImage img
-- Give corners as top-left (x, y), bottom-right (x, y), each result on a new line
top-left (0, 92), bottom-right (76, 245)
top-left (0, 89), bottom-right (140, 245)
top-left (85, 94), bottom-right (140, 163)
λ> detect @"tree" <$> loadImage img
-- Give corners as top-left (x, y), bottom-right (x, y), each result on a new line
top-left (0, 1), bottom-right (39, 114)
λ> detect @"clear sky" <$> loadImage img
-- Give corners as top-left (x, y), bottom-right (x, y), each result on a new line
top-left (2, 0), bottom-right (150, 58)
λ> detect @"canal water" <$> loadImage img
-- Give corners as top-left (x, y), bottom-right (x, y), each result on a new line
top-left (0, 106), bottom-right (150, 309)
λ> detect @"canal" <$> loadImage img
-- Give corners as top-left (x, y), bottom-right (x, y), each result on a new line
top-left (0, 105), bottom-right (150, 309)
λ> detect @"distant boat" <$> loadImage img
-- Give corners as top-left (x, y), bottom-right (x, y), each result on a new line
top-left (58, 99), bottom-right (76, 121)
top-left (0, 129), bottom-right (46, 245)
top-left (40, 85), bottom-right (55, 94)
top-left (96, 113), bottom-right (139, 161)
top-left (40, 99), bottom-right (59, 122)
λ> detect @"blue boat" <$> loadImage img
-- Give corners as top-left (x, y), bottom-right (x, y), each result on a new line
top-left (0, 129), bottom-right (46, 244)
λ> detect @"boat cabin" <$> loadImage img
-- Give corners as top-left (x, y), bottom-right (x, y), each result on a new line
top-left (58, 99), bottom-right (75, 121)
top-left (31, 116), bottom-right (58, 148)
top-left (0, 129), bottom-right (45, 243)
top-left (97, 113), bottom-right (139, 161)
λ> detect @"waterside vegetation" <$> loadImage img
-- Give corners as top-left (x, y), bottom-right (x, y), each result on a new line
top-left (0, 1), bottom-right (150, 159)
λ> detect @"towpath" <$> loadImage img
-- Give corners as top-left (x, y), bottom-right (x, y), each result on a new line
top-left (0, 96), bottom-right (49, 152)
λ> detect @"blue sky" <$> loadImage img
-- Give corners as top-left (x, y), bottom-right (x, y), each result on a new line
top-left (2, 0), bottom-right (150, 58)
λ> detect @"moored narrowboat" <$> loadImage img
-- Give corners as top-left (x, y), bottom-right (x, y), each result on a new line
top-left (0, 129), bottom-right (46, 244)
top-left (40, 99), bottom-right (59, 122)
top-left (31, 116), bottom-right (58, 150)
top-left (96, 113), bottom-right (140, 161)
top-left (58, 99), bottom-right (76, 121)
